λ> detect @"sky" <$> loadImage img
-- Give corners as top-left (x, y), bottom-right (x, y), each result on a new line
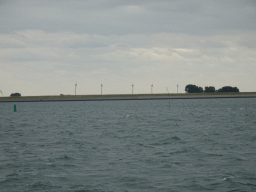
top-left (0, 0), bottom-right (256, 96)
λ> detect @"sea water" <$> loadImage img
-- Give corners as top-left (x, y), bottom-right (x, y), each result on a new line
top-left (0, 98), bottom-right (256, 192)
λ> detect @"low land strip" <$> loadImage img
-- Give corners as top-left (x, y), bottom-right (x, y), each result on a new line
top-left (0, 92), bottom-right (256, 102)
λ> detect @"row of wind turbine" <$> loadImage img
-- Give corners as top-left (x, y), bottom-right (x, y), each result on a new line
top-left (73, 82), bottom-right (179, 95)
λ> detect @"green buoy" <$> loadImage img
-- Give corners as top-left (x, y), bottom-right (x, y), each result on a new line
top-left (14, 104), bottom-right (17, 112)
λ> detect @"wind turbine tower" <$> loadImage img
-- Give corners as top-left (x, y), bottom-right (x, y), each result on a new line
top-left (75, 83), bottom-right (77, 95)
top-left (151, 84), bottom-right (153, 94)
top-left (132, 84), bottom-right (134, 94)
top-left (177, 81), bottom-right (179, 94)
top-left (101, 82), bottom-right (103, 95)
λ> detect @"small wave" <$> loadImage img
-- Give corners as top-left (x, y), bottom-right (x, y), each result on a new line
top-left (201, 152), bottom-right (223, 157)
top-left (30, 181), bottom-right (53, 188)
top-left (172, 135), bottom-right (181, 140)
top-left (154, 151), bottom-right (164, 155)
top-left (137, 143), bottom-right (155, 148)
top-left (150, 136), bottom-right (182, 145)
top-left (169, 148), bottom-right (189, 155)
top-left (222, 176), bottom-right (234, 182)
top-left (161, 163), bottom-right (172, 168)
top-left (62, 163), bottom-right (78, 168)
top-left (184, 181), bottom-right (211, 191)
top-left (29, 180), bottom-right (64, 190)
top-left (171, 161), bottom-right (181, 165)
top-left (6, 173), bottom-right (19, 177)
top-left (57, 154), bottom-right (72, 160)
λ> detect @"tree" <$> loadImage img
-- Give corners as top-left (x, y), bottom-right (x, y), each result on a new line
top-left (217, 86), bottom-right (239, 92)
top-left (185, 84), bottom-right (203, 93)
top-left (204, 86), bottom-right (215, 93)
top-left (10, 93), bottom-right (21, 97)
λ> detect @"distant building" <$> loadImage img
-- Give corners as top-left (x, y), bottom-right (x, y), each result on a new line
top-left (10, 93), bottom-right (21, 97)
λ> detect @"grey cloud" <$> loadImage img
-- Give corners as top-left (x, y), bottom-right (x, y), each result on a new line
top-left (0, 41), bottom-right (25, 48)
top-left (198, 41), bottom-right (227, 48)
top-left (6, 52), bottom-right (43, 62)
top-left (62, 39), bottom-right (110, 49)
top-left (239, 41), bottom-right (256, 49)
top-left (237, 34), bottom-right (256, 48)
top-left (0, 0), bottom-right (255, 36)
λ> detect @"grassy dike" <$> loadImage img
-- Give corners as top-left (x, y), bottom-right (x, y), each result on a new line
top-left (0, 92), bottom-right (256, 102)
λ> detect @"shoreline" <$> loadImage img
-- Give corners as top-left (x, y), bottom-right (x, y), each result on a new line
top-left (1, 93), bottom-right (256, 102)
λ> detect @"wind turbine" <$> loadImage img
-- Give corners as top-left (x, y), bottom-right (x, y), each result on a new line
top-left (151, 83), bottom-right (153, 94)
top-left (177, 81), bottom-right (179, 94)
top-left (132, 83), bottom-right (134, 94)
top-left (166, 87), bottom-right (169, 94)
top-left (75, 82), bottom-right (77, 95)
top-left (166, 87), bottom-right (171, 106)
top-left (0, 90), bottom-right (3, 96)
top-left (101, 81), bottom-right (103, 95)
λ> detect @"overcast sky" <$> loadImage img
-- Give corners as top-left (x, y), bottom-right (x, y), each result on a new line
top-left (0, 0), bottom-right (256, 96)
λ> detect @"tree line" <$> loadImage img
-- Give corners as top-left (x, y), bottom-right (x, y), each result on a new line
top-left (185, 84), bottom-right (239, 93)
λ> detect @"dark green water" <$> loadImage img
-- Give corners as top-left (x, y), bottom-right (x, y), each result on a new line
top-left (0, 98), bottom-right (256, 192)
